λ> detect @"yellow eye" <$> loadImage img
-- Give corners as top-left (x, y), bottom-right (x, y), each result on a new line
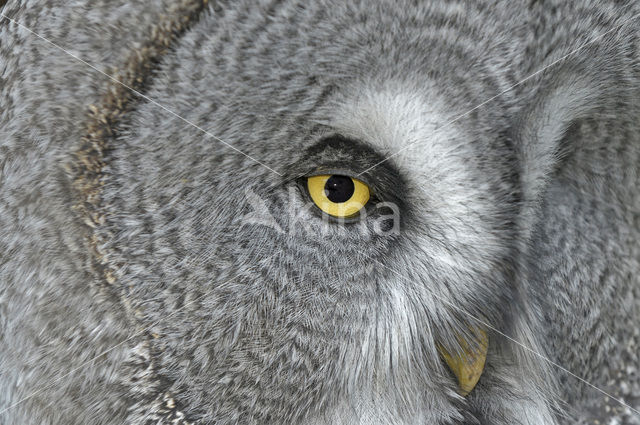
top-left (307, 174), bottom-right (370, 218)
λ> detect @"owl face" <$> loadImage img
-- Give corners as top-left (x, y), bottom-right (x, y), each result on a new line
top-left (102, 1), bottom-right (540, 423)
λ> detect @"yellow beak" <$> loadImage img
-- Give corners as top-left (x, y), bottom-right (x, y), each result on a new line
top-left (438, 328), bottom-right (488, 396)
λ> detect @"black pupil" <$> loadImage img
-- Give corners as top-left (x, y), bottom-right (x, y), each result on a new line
top-left (324, 175), bottom-right (355, 203)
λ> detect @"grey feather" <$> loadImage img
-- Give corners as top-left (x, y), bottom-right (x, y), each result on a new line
top-left (1, 1), bottom-right (639, 424)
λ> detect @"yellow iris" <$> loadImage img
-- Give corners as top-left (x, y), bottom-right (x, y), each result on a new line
top-left (307, 174), bottom-right (370, 218)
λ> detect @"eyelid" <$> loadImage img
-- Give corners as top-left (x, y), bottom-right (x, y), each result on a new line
top-left (304, 168), bottom-right (374, 190)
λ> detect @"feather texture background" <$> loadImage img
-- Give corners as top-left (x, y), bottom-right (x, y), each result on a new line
top-left (0, 1), bottom-right (639, 423)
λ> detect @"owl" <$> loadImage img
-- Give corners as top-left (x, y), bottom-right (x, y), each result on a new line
top-left (1, 0), bottom-right (639, 424)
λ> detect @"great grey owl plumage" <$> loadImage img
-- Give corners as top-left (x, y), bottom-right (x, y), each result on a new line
top-left (1, 1), bottom-right (639, 424)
